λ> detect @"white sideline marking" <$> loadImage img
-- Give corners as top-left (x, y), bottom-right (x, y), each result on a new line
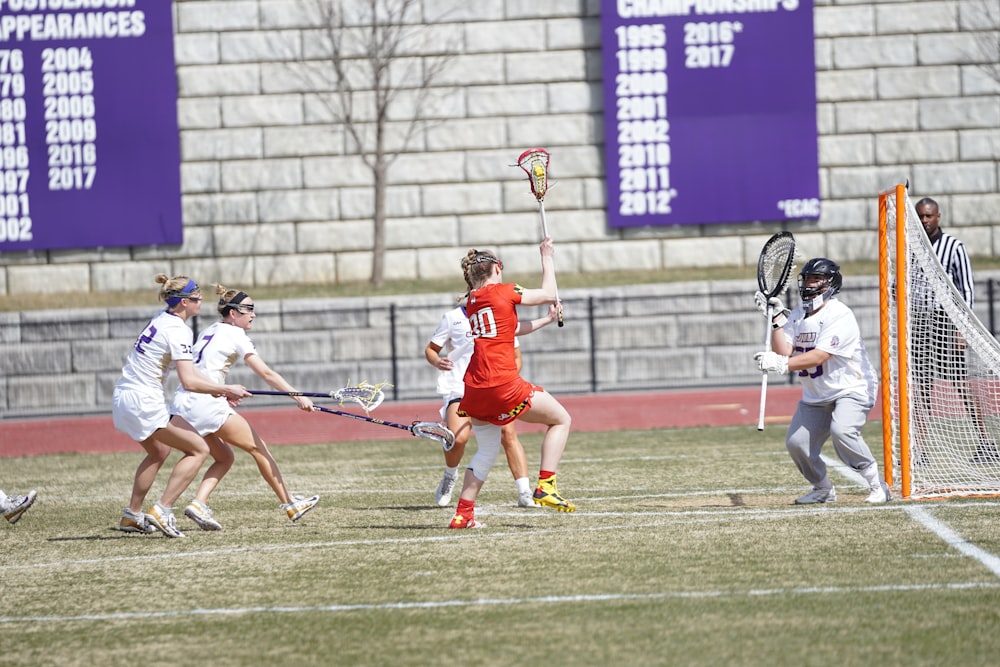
top-left (823, 454), bottom-right (1000, 579)
top-left (903, 505), bottom-right (1000, 578)
top-left (1, 581), bottom-right (997, 625)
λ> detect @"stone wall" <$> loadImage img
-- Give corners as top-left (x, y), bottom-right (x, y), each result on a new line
top-left (1, 0), bottom-right (998, 297)
top-left (6, 270), bottom-right (1000, 419)
top-left (0, 280), bottom-right (848, 418)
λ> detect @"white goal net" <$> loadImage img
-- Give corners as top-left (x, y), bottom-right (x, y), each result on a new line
top-left (880, 186), bottom-right (1000, 498)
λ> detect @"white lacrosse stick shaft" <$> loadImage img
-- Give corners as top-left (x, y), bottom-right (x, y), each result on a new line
top-left (757, 303), bottom-right (772, 431)
top-left (537, 199), bottom-right (564, 327)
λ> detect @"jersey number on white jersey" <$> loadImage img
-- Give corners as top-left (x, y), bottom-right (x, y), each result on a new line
top-left (793, 344), bottom-right (824, 378)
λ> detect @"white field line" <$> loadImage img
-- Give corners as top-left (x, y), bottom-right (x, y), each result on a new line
top-left (5, 456), bottom-right (1000, 626)
top-left (823, 453), bottom-right (1000, 579)
top-left (2, 581), bottom-right (998, 625)
top-left (3, 500), bottom-right (998, 574)
top-left (903, 505), bottom-right (1000, 578)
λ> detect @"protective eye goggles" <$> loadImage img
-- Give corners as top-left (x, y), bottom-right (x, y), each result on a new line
top-left (223, 302), bottom-right (254, 312)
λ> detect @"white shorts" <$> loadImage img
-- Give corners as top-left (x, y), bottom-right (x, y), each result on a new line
top-left (172, 391), bottom-right (234, 437)
top-left (112, 386), bottom-right (170, 442)
top-left (439, 392), bottom-right (463, 421)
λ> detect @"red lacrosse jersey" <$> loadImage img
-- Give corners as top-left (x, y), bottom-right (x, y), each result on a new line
top-left (463, 282), bottom-right (523, 389)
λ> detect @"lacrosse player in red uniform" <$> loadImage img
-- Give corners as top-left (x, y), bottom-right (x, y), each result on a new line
top-left (425, 296), bottom-right (556, 508)
top-left (448, 237), bottom-right (573, 529)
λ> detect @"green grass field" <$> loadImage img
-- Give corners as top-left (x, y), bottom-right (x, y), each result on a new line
top-left (3, 424), bottom-right (1000, 667)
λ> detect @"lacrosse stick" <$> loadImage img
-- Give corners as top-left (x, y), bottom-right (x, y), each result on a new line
top-left (756, 231), bottom-right (796, 431)
top-left (249, 382), bottom-right (386, 413)
top-left (313, 405), bottom-right (455, 451)
top-left (517, 147), bottom-right (564, 327)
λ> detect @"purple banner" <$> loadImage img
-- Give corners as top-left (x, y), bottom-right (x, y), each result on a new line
top-left (601, 0), bottom-right (819, 227)
top-left (0, 1), bottom-right (181, 252)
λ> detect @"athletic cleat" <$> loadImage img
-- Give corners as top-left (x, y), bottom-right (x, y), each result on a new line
top-left (448, 513), bottom-right (484, 529)
top-left (517, 490), bottom-right (537, 507)
top-left (118, 507), bottom-right (155, 534)
top-left (532, 476), bottom-right (576, 512)
top-left (794, 486), bottom-right (837, 505)
top-left (435, 471), bottom-right (458, 507)
top-left (184, 500), bottom-right (222, 531)
top-left (864, 481), bottom-right (892, 504)
top-left (282, 494), bottom-right (319, 522)
top-left (146, 503), bottom-right (185, 538)
top-left (3, 490), bottom-right (37, 524)
top-left (970, 443), bottom-right (1000, 464)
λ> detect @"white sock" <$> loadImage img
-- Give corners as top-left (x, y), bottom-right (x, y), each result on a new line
top-left (445, 466), bottom-right (459, 477)
top-left (515, 477), bottom-right (531, 495)
top-left (0, 490), bottom-right (8, 506)
top-left (860, 463), bottom-right (881, 489)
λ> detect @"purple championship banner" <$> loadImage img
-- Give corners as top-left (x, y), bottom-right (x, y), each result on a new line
top-left (0, 0), bottom-right (181, 252)
top-left (601, 0), bottom-right (819, 227)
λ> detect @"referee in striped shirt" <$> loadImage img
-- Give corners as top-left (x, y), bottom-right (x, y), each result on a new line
top-left (914, 197), bottom-right (998, 462)
top-left (917, 198), bottom-right (974, 307)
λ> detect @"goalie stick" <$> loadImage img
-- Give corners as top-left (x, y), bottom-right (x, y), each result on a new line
top-left (248, 382), bottom-right (386, 412)
top-left (517, 147), bottom-right (564, 327)
top-left (313, 405), bottom-right (455, 451)
top-left (756, 231), bottom-right (796, 431)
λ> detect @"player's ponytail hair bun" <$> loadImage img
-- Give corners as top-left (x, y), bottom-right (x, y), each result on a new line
top-left (216, 284), bottom-right (250, 317)
top-left (462, 249), bottom-right (499, 291)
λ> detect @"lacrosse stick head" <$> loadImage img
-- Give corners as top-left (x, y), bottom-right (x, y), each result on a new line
top-left (517, 148), bottom-right (550, 201)
top-left (410, 421), bottom-right (456, 451)
top-left (757, 231), bottom-right (796, 299)
top-left (331, 381), bottom-right (388, 413)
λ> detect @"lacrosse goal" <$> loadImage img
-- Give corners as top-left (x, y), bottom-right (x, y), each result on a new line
top-left (878, 184), bottom-right (1000, 498)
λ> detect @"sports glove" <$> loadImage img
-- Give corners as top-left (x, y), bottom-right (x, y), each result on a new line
top-left (754, 351), bottom-right (789, 374)
top-left (753, 291), bottom-right (790, 330)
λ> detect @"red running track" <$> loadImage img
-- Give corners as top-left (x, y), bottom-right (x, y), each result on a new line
top-left (0, 385), bottom-right (879, 458)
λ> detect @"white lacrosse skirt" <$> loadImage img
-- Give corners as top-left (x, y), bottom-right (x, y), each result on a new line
top-left (112, 386), bottom-right (171, 442)
top-left (172, 390), bottom-right (235, 436)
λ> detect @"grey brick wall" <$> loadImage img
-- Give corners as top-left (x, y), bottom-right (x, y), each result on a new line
top-left (0, 281), bottom-right (819, 418)
top-left (0, 0), bottom-right (998, 297)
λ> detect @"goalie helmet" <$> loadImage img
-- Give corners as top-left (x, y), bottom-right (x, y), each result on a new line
top-left (798, 257), bottom-right (842, 313)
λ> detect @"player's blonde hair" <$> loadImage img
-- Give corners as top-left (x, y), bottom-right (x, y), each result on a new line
top-left (155, 274), bottom-right (199, 308)
top-left (460, 249), bottom-right (501, 299)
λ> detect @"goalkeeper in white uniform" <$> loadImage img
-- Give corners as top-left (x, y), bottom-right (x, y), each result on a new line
top-left (755, 258), bottom-right (891, 504)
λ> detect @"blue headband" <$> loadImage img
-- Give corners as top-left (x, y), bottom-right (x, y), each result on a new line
top-left (164, 279), bottom-right (199, 307)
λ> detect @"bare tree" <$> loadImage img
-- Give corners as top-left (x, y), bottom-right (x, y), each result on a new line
top-left (966, 0), bottom-right (1000, 84)
top-left (299, 0), bottom-right (455, 286)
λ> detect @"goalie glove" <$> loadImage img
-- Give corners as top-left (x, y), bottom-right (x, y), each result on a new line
top-left (754, 351), bottom-right (789, 374)
top-left (753, 291), bottom-right (790, 330)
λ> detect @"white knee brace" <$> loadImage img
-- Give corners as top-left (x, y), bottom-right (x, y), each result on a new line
top-left (468, 423), bottom-right (503, 482)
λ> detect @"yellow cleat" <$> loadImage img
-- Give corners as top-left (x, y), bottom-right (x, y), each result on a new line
top-left (532, 476), bottom-right (575, 512)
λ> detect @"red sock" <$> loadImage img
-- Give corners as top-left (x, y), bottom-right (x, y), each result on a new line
top-left (456, 498), bottom-right (475, 515)
top-left (538, 470), bottom-right (555, 482)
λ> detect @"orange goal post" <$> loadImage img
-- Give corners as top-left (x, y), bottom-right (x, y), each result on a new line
top-left (878, 184), bottom-right (1000, 499)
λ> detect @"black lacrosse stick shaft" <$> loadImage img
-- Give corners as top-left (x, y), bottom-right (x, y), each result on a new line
top-left (249, 390), bottom-right (332, 398)
top-left (313, 405), bottom-right (413, 433)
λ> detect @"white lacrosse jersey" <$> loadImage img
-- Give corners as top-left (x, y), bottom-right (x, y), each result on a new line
top-left (781, 298), bottom-right (877, 406)
top-left (115, 310), bottom-right (195, 394)
top-left (171, 322), bottom-right (256, 434)
top-left (187, 321), bottom-right (257, 383)
top-left (428, 306), bottom-right (518, 398)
